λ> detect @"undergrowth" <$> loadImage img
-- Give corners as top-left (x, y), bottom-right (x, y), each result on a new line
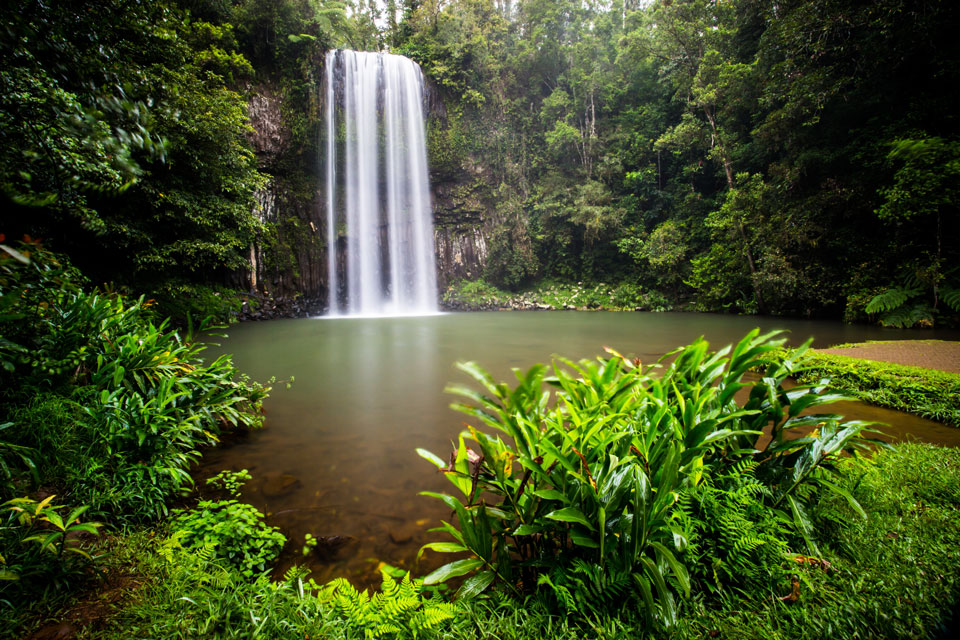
top-left (10, 444), bottom-right (956, 640)
top-left (442, 279), bottom-right (670, 311)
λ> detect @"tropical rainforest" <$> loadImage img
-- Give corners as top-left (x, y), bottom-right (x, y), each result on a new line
top-left (2, 0), bottom-right (960, 638)
top-left (2, 0), bottom-right (959, 324)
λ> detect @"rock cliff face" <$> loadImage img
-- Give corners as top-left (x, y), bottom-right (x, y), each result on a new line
top-left (234, 72), bottom-right (491, 318)
top-left (426, 85), bottom-right (492, 293)
top-left (431, 155), bottom-right (492, 290)
top-left (233, 82), bottom-right (326, 320)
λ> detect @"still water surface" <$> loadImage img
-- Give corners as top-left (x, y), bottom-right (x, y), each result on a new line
top-left (199, 311), bottom-right (960, 586)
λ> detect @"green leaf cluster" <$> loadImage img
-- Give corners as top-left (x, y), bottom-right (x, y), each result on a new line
top-left (0, 242), bottom-right (270, 520)
top-left (0, 494), bottom-right (102, 603)
top-left (169, 499), bottom-right (286, 579)
top-left (417, 329), bottom-right (881, 628)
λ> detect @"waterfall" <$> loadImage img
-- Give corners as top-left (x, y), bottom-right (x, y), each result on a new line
top-left (324, 49), bottom-right (439, 316)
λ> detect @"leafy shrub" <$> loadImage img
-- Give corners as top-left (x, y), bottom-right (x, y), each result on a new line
top-left (169, 499), bottom-right (286, 578)
top-left (149, 282), bottom-right (245, 327)
top-left (528, 281), bottom-right (669, 311)
top-left (441, 279), bottom-right (511, 309)
top-left (417, 330), bottom-right (879, 628)
top-left (0, 495), bottom-right (101, 603)
top-left (864, 268), bottom-right (960, 328)
top-left (442, 278), bottom-right (671, 311)
top-left (0, 241), bottom-right (270, 520)
top-left (205, 469), bottom-right (252, 497)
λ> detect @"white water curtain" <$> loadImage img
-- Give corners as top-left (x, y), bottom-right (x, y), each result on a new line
top-left (324, 50), bottom-right (438, 316)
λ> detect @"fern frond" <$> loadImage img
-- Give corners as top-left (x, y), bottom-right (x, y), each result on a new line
top-left (727, 458), bottom-right (759, 478)
top-left (158, 529), bottom-right (190, 564)
top-left (282, 564), bottom-right (311, 584)
top-left (196, 540), bottom-right (218, 564)
top-left (323, 570), bottom-right (456, 638)
top-left (414, 603), bottom-right (456, 629)
top-left (537, 573), bottom-right (576, 613)
top-left (731, 535), bottom-right (766, 557)
top-left (880, 303), bottom-right (934, 328)
top-left (866, 287), bottom-right (918, 314)
top-left (941, 287), bottom-right (960, 312)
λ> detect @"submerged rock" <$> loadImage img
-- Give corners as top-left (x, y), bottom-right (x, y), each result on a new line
top-left (261, 473), bottom-right (301, 498)
top-left (312, 535), bottom-right (355, 561)
top-left (388, 524), bottom-right (419, 545)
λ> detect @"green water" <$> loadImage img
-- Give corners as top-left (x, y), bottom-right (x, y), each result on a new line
top-left (199, 311), bottom-right (959, 586)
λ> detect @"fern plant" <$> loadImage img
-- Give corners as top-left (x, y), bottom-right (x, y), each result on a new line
top-left (678, 459), bottom-right (791, 590)
top-left (320, 570), bottom-right (456, 639)
top-left (536, 558), bottom-right (633, 618)
top-left (865, 268), bottom-right (960, 328)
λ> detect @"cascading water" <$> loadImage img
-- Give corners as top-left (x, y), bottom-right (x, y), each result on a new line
top-left (324, 49), bottom-right (439, 316)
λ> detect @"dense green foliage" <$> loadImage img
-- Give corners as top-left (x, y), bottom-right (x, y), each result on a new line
top-left (392, 0), bottom-right (960, 321)
top-left (416, 330), bottom-right (881, 628)
top-left (442, 278), bottom-right (669, 311)
top-left (792, 347), bottom-right (960, 426)
top-left (0, 242), bottom-right (269, 609)
top-left (0, 0), bottom-right (369, 319)
top-left (169, 499), bottom-right (287, 578)
top-left (13, 441), bottom-right (959, 639)
top-left (0, 1), bottom-right (263, 304)
top-left (322, 571), bottom-right (457, 638)
top-left (0, 495), bottom-right (103, 600)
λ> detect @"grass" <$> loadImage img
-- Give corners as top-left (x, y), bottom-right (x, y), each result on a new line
top-left (793, 350), bottom-right (960, 426)
top-left (13, 443), bottom-right (959, 640)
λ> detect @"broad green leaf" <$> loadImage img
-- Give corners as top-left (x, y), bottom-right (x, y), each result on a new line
top-left (570, 533), bottom-right (600, 548)
top-left (417, 541), bottom-right (467, 556)
top-left (545, 507), bottom-right (595, 530)
top-left (512, 524), bottom-right (542, 536)
top-left (531, 488), bottom-right (566, 502)
top-left (456, 570), bottom-right (495, 599)
top-left (423, 558), bottom-right (484, 585)
top-left (416, 448), bottom-right (446, 469)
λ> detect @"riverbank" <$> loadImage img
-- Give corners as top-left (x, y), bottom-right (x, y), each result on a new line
top-left (815, 340), bottom-right (960, 374)
top-left (798, 340), bottom-right (960, 426)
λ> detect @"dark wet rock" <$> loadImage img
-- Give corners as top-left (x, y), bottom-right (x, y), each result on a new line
top-left (261, 473), bottom-right (301, 498)
top-left (312, 535), bottom-right (355, 561)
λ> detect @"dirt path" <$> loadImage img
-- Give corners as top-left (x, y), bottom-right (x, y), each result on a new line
top-left (815, 340), bottom-right (960, 374)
